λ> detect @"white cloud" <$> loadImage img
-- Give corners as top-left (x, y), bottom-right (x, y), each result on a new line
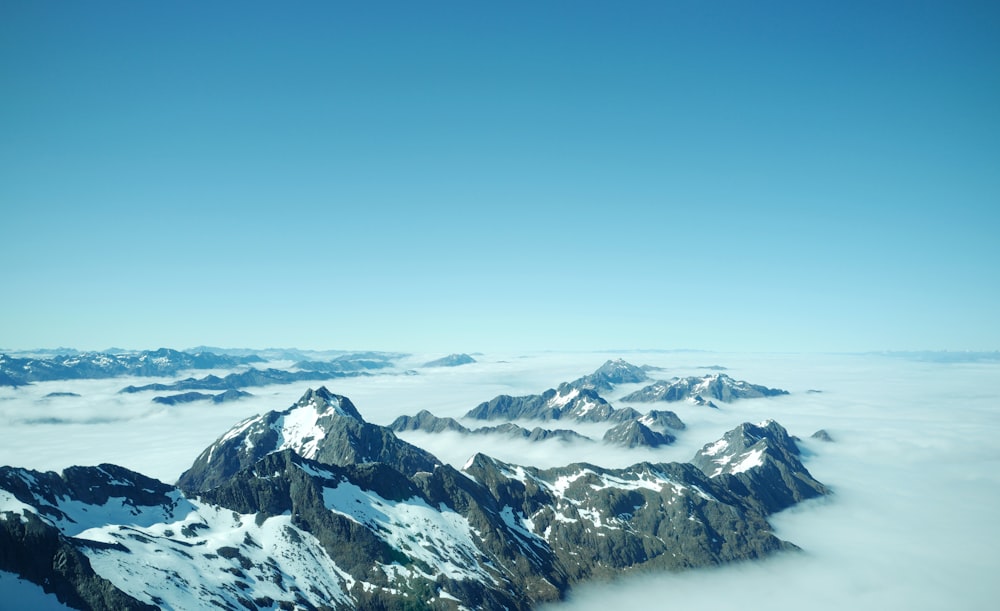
top-left (1, 352), bottom-right (998, 609)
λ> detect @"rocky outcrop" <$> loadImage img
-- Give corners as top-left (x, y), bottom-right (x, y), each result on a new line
top-left (390, 410), bottom-right (592, 442)
top-left (560, 358), bottom-right (648, 392)
top-left (152, 389), bottom-right (252, 405)
top-left (602, 421), bottom-right (675, 448)
top-left (692, 420), bottom-right (828, 514)
top-left (466, 387), bottom-right (638, 424)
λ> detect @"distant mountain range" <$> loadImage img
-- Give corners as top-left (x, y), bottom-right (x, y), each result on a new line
top-left (375, 361), bottom-right (792, 454)
top-left (151, 389), bottom-right (253, 405)
top-left (119, 368), bottom-right (364, 394)
top-left (447, 360), bottom-right (686, 447)
top-left (0, 348), bottom-right (263, 387)
top-left (0, 386), bottom-right (827, 610)
top-left (0, 349), bottom-right (405, 388)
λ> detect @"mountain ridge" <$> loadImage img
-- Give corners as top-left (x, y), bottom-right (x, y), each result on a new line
top-left (2, 387), bottom-right (828, 610)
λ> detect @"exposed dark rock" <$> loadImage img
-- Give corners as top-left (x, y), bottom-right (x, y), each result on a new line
top-left (119, 367), bottom-right (365, 394)
top-left (561, 358), bottom-right (648, 392)
top-left (639, 410), bottom-right (686, 431)
top-left (466, 387), bottom-right (632, 424)
top-left (152, 390), bottom-right (253, 405)
top-left (811, 429), bottom-right (834, 442)
top-left (294, 355), bottom-right (396, 373)
top-left (602, 421), bottom-right (675, 448)
top-left (389, 410), bottom-right (469, 434)
top-left (691, 420), bottom-right (828, 514)
top-left (390, 410), bottom-right (593, 442)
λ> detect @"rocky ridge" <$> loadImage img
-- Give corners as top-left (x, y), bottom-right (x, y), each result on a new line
top-left (621, 373), bottom-right (789, 404)
top-left (1, 387), bottom-right (828, 610)
top-left (390, 410), bottom-right (590, 443)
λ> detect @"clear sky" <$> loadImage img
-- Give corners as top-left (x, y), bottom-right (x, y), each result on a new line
top-left (1, 1), bottom-right (998, 353)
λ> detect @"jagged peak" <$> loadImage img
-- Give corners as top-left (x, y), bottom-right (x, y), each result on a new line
top-left (291, 386), bottom-right (364, 422)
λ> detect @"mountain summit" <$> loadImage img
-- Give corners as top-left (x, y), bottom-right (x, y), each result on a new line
top-left (176, 386), bottom-right (439, 492)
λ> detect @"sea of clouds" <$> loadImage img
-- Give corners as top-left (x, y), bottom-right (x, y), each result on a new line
top-left (1, 350), bottom-right (998, 609)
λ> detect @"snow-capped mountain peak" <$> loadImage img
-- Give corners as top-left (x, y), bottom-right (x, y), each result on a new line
top-left (176, 388), bottom-right (439, 492)
top-left (292, 386), bottom-right (365, 422)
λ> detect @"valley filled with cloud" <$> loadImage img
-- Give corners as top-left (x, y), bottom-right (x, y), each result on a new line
top-left (2, 350), bottom-right (996, 609)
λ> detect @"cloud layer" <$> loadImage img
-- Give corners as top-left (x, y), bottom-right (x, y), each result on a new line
top-left (1, 351), bottom-right (997, 609)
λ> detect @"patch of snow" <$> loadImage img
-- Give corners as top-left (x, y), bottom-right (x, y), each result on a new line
top-left (439, 589), bottom-right (460, 601)
top-left (704, 439), bottom-right (728, 456)
top-left (729, 447), bottom-right (766, 474)
top-left (48, 491), bottom-right (196, 537)
top-left (0, 490), bottom-right (35, 523)
top-left (321, 480), bottom-right (487, 581)
top-left (548, 388), bottom-right (580, 408)
top-left (78, 502), bottom-right (353, 610)
top-left (274, 403), bottom-right (328, 460)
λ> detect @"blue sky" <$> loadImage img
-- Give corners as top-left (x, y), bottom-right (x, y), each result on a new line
top-left (1, 1), bottom-right (997, 353)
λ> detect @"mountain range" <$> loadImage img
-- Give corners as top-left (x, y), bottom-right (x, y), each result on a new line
top-left (0, 349), bottom-right (263, 387)
top-left (151, 389), bottom-right (253, 406)
top-left (0, 349), bottom-right (406, 389)
top-left (390, 410), bottom-right (592, 443)
top-left (620, 373), bottom-right (789, 403)
top-left (118, 368), bottom-right (363, 394)
top-left (0, 386), bottom-right (827, 610)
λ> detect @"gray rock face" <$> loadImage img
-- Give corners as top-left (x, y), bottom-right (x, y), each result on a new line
top-left (691, 420), bottom-right (828, 514)
top-left (119, 367), bottom-right (363, 394)
top-left (638, 409), bottom-right (687, 430)
top-left (152, 389), bottom-right (252, 405)
top-left (811, 429), bottom-right (834, 442)
top-left (422, 353), bottom-right (477, 367)
top-left (463, 450), bottom-right (806, 583)
top-left (622, 373), bottom-right (789, 403)
top-left (389, 409), bottom-right (469, 433)
top-left (294, 354), bottom-right (397, 373)
top-left (466, 386), bottom-right (633, 423)
top-left (602, 420), bottom-right (676, 448)
top-left (562, 358), bottom-right (648, 392)
top-left (479, 423), bottom-right (591, 443)
top-left (390, 410), bottom-right (593, 442)
top-left (176, 387), bottom-right (440, 492)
